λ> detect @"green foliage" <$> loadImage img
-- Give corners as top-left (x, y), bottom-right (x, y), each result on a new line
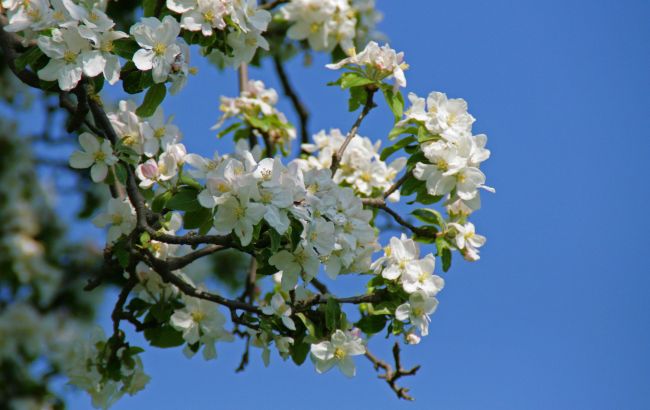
top-left (136, 83), bottom-right (167, 117)
top-left (165, 187), bottom-right (202, 212)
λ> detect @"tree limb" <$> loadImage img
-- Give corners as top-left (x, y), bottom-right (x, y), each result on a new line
top-left (331, 88), bottom-right (377, 173)
top-left (365, 342), bottom-right (421, 401)
top-left (272, 55), bottom-right (310, 150)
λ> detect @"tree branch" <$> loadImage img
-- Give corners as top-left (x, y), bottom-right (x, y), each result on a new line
top-left (0, 16), bottom-right (41, 88)
top-left (363, 198), bottom-right (442, 239)
top-left (272, 55), bottom-right (310, 150)
top-left (365, 342), bottom-right (421, 401)
top-left (383, 170), bottom-right (411, 200)
top-left (331, 88), bottom-right (377, 173)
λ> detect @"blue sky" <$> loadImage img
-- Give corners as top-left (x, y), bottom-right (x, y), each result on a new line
top-left (57, 0), bottom-right (650, 409)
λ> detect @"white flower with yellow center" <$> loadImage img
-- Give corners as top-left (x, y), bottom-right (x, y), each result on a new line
top-left (92, 198), bottom-right (136, 243)
top-left (261, 292), bottom-right (295, 330)
top-left (135, 151), bottom-right (178, 189)
top-left (37, 27), bottom-right (104, 91)
top-left (170, 295), bottom-right (233, 360)
top-left (269, 244), bottom-right (320, 291)
top-left (449, 222), bottom-right (486, 261)
top-left (310, 329), bottom-right (366, 377)
top-left (395, 290), bottom-right (439, 337)
top-left (131, 16), bottom-right (183, 83)
top-left (400, 254), bottom-right (445, 296)
top-left (327, 41), bottom-right (408, 90)
top-left (213, 194), bottom-right (266, 246)
top-left (69, 132), bottom-right (118, 182)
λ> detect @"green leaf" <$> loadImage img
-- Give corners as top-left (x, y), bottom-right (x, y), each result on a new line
top-left (136, 83), bottom-right (167, 117)
top-left (144, 326), bottom-right (185, 348)
top-left (340, 72), bottom-right (375, 89)
top-left (166, 188), bottom-right (202, 212)
top-left (413, 226), bottom-right (439, 244)
top-left (381, 86), bottom-right (404, 122)
top-left (388, 125), bottom-right (419, 141)
top-left (245, 115), bottom-right (269, 131)
top-left (15, 47), bottom-right (44, 72)
top-left (183, 207), bottom-right (211, 230)
top-left (347, 86), bottom-right (366, 112)
top-left (436, 238), bottom-right (452, 272)
top-left (152, 190), bottom-right (173, 213)
top-left (380, 135), bottom-right (416, 161)
top-left (295, 313), bottom-right (317, 337)
top-left (216, 122), bottom-right (242, 138)
top-left (112, 38), bottom-right (140, 59)
top-left (290, 342), bottom-right (310, 365)
top-left (325, 298), bottom-right (341, 331)
top-left (140, 231), bottom-right (151, 245)
top-left (412, 208), bottom-right (445, 227)
top-left (400, 174), bottom-right (422, 197)
top-left (356, 315), bottom-right (388, 335)
top-left (114, 163), bottom-right (127, 185)
top-left (269, 228), bottom-right (281, 253)
top-left (143, 0), bottom-right (158, 17)
top-left (122, 70), bottom-right (144, 94)
top-left (179, 174), bottom-right (202, 190)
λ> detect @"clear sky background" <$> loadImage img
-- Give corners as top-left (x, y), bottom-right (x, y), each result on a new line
top-left (56, 0), bottom-right (650, 409)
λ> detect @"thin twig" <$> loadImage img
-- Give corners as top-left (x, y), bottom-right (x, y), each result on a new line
top-left (331, 88), bottom-right (377, 173)
top-left (272, 55), bottom-right (310, 150)
top-left (383, 170), bottom-right (411, 199)
top-left (365, 342), bottom-right (421, 401)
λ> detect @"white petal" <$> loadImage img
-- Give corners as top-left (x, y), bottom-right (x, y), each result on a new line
top-left (133, 49), bottom-right (154, 71)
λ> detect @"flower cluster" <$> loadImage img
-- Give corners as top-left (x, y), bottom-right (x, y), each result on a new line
top-left (212, 79), bottom-right (296, 153)
top-left (327, 41), bottom-right (407, 90)
top-left (64, 328), bottom-right (150, 409)
top-left (185, 153), bottom-right (379, 288)
top-left (3, 0), bottom-right (131, 90)
top-left (0, 0), bottom-right (497, 400)
top-left (166, 0), bottom-right (271, 66)
top-left (108, 99), bottom-right (184, 157)
top-left (399, 91), bottom-right (493, 260)
top-left (280, 0), bottom-right (357, 53)
top-left (371, 235), bottom-right (444, 342)
top-left (300, 128), bottom-right (406, 201)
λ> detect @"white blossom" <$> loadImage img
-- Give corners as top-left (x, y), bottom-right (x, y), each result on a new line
top-left (261, 292), bottom-right (296, 330)
top-left (131, 16), bottom-right (183, 83)
top-left (92, 198), bottom-right (136, 243)
top-left (395, 290), bottom-right (439, 337)
top-left (170, 295), bottom-right (234, 360)
top-left (327, 41), bottom-right (407, 90)
top-left (69, 132), bottom-right (118, 182)
top-left (310, 329), bottom-right (365, 377)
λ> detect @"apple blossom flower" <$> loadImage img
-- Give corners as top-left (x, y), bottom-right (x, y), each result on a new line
top-left (135, 152), bottom-right (178, 189)
top-left (77, 26), bottom-right (128, 85)
top-left (68, 132), bottom-right (118, 182)
top-left (400, 254), bottom-right (445, 296)
top-left (281, 0), bottom-right (356, 52)
top-left (310, 329), bottom-right (366, 377)
top-left (212, 194), bottom-right (266, 246)
top-left (92, 198), bottom-right (136, 243)
top-left (448, 222), bottom-right (486, 261)
top-left (131, 16), bottom-right (183, 83)
top-left (170, 295), bottom-right (234, 360)
top-left (327, 41), bottom-right (407, 90)
top-left (269, 244), bottom-right (320, 291)
top-left (261, 292), bottom-right (296, 330)
top-left (395, 290), bottom-right (439, 337)
top-left (3, 0), bottom-right (53, 33)
top-left (380, 234), bottom-right (420, 281)
top-left (37, 26), bottom-right (104, 91)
